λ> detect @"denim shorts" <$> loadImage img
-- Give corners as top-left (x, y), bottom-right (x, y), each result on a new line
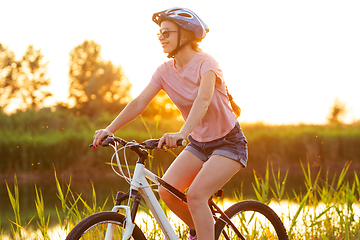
top-left (185, 122), bottom-right (248, 167)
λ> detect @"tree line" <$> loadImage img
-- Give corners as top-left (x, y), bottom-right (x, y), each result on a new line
top-left (0, 40), bottom-right (348, 123)
top-left (0, 40), bottom-right (180, 119)
top-left (0, 44), bottom-right (51, 111)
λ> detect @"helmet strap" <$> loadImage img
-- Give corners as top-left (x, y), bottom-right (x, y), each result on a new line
top-left (167, 25), bottom-right (195, 58)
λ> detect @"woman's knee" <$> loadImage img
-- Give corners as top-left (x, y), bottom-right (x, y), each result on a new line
top-left (186, 187), bottom-right (207, 210)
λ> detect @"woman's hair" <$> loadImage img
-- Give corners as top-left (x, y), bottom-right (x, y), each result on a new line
top-left (225, 85), bottom-right (241, 118)
top-left (181, 28), bottom-right (202, 52)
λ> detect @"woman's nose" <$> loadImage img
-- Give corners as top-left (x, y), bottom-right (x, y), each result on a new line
top-left (158, 33), bottom-right (165, 40)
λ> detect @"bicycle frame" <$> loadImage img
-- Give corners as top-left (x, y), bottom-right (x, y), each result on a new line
top-left (101, 139), bottom-right (183, 240)
top-left (109, 162), bottom-right (178, 240)
top-left (101, 138), bottom-right (244, 240)
top-left (68, 137), bottom-right (288, 240)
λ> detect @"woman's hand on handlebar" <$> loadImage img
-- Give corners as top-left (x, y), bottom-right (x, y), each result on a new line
top-left (93, 129), bottom-right (114, 148)
top-left (158, 132), bottom-right (187, 150)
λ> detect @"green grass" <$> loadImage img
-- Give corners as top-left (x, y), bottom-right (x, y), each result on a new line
top-left (250, 161), bottom-right (360, 239)
top-left (2, 109), bottom-right (360, 174)
top-left (1, 108), bottom-right (360, 239)
top-left (2, 161), bottom-right (360, 239)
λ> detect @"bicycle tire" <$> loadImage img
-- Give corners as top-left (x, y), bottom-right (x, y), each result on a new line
top-left (65, 211), bottom-right (146, 240)
top-left (214, 200), bottom-right (289, 240)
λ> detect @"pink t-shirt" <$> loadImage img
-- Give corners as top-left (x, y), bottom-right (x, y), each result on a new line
top-left (150, 52), bottom-right (237, 142)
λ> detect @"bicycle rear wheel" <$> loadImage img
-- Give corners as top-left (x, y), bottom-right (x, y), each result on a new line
top-left (65, 212), bottom-right (146, 240)
top-left (214, 200), bottom-right (288, 240)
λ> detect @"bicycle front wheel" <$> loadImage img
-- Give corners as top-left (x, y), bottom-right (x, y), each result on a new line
top-left (65, 212), bottom-right (146, 240)
top-left (215, 200), bottom-right (288, 240)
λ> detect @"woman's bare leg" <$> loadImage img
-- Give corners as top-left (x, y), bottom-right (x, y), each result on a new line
top-left (158, 150), bottom-right (204, 229)
top-left (187, 155), bottom-right (242, 240)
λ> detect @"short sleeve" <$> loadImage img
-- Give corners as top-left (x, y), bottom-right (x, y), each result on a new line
top-left (200, 55), bottom-right (224, 84)
top-left (150, 66), bottom-right (163, 90)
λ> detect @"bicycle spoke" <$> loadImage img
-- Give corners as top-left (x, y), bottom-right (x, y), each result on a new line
top-left (215, 201), bottom-right (288, 240)
top-left (65, 212), bottom-right (146, 240)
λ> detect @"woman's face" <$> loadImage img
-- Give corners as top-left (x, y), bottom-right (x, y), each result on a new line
top-left (158, 21), bottom-right (179, 54)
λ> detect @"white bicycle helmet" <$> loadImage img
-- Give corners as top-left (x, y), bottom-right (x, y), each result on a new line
top-left (152, 7), bottom-right (209, 40)
top-left (152, 7), bottom-right (209, 57)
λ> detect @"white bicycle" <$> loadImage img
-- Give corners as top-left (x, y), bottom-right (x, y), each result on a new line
top-left (65, 136), bottom-right (288, 240)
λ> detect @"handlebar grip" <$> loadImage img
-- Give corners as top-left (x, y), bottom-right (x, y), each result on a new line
top-left (177, 139), bottom-right (187, 147)
top-left (89, 135), bottom-right (113, 148)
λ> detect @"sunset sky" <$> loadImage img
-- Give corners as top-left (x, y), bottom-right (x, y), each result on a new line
top-left (1, 0), bottom-right (359, 124)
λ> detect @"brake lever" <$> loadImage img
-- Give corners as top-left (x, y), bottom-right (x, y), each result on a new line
top-left (140, 139), bottom-right (167, 151)
top-left (89, 135), bottom-right (114, 148)
top-left (141, 139), bottom-right (160, 149)
top-left (140, 139), bottom-right (186, 150)
top-left (102, 136), bottom-right (116, 146)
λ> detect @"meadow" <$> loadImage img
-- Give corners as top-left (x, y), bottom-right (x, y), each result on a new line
top-left (1, 109), bottom-right (359, 174)
top-left (1, 109), bottom-right (360, 239)
top-left (3, 161), bottom-right (360, 239)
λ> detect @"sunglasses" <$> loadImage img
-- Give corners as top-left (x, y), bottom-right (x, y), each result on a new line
top-left (157, 29), bottom-right (178, 38)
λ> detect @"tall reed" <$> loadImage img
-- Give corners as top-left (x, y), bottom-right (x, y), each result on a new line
top-left (3, 110), bottom-right (360, 240)
top-left (5, 175), bottom-right (27, 239)
top-left (3, 160), bottom-right (360, 239)
top-left (34, 184), bottom-right (50, 239)
top-left (251, 160), bottom-right (360, 239)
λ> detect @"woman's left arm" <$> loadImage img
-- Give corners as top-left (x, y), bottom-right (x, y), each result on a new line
top-left (180, 71), bottom-right (216, 136)
top-left (158, 71), bottom-right (216, 148)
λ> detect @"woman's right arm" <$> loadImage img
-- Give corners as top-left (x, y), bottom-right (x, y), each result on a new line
top-left (93, 83), bottom-right (160, 148)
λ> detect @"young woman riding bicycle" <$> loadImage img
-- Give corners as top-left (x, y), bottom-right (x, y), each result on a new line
top-left (93, 7), bottom-right (248, 240)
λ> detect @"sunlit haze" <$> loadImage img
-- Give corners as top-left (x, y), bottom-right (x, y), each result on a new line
top-left (1, 0), bottom-right (359, 124)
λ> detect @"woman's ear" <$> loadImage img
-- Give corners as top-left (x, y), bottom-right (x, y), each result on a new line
top-left (180, 28), bottom-right (195, 43)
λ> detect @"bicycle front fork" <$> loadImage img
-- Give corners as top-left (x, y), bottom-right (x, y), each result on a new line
top-left (105, 190), bottom-right (141, 240)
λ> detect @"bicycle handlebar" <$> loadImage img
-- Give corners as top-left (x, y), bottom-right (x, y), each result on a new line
top-left (89, 136), bottom-right (186, 150)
